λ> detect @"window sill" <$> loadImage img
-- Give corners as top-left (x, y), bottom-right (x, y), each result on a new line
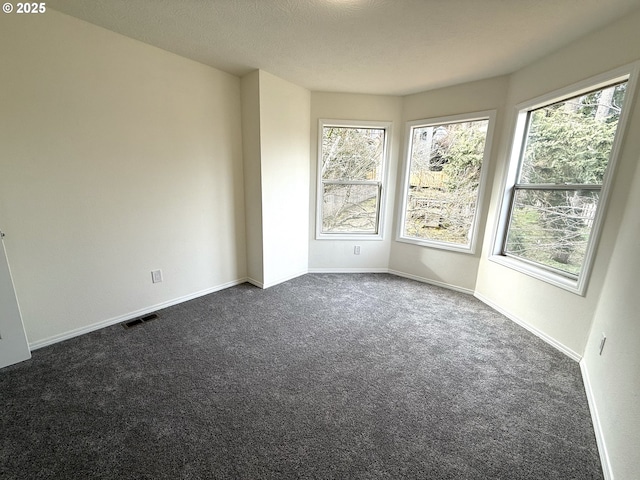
top-left (315, 233), bottom-right (384, 241)
top-left (488, 254), bottom-right (586, 296)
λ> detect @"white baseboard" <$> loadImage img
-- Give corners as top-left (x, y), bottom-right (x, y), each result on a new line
top-left (29, 278), bottom-right (248, 350)
top-left (473, 291), bottom-right (581, 361)
top-left (308, 267), bottom-right (474, 295)
top-left (263, 270), bottom-right (309, 289)
top-left (388, 269), bottom-right (475, 295)
top-left (247, 270), bottom-right (309, 289)
top-left (246, 277), bottom-right (264, 289)
top-left (29, 269), bottom-right (581, 364)
top-left (308, 267), bottom-right (390, 274)
top-left (311, 269), bottom-right (580, 362)
top-left (580, 361), bottom-right (614, 480)
top-left (308, 268), bottom-right (473, 296)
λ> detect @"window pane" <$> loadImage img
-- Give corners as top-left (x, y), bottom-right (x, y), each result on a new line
top-left (505, 189), bottom-right (600, 276)
top-left (402, 120), bottom-right (489, 246)
top-left (519, 82), bottom-right (626, 185)
top-left (322, 127), bottom-right (385, 181)
top-left (322, 183), bottom-right (379, 233)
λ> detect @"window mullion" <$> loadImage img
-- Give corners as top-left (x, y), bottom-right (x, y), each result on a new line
top-left (323, 180), bottom-right (381, 186)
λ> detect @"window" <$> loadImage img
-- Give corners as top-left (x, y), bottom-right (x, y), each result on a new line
top-left (493, 66), bottom-right (637, 294)
top-left (316, 120), bottom-right (390, 239)
top-left (398, 112), bottom-right (495, 252)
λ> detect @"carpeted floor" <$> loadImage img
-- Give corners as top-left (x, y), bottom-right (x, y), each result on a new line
top-left (0, 273), bottom-right (603, 479)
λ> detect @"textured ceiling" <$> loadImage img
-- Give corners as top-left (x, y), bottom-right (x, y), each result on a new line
top-left (46, 0), bottom-right (640, 95)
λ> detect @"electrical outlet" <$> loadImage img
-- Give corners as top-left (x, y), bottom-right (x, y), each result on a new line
top-left (599, 333), bottom-right (606, 355)
top-left (354, 245), bottom-right (361, 255)
top-left (151, 269), bottom-right (163, 284)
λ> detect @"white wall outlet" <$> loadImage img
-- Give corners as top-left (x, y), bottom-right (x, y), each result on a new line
top-left (151, 269), bottom-right (163, 284)
top-left (599, 333), bottom-right (606, 355)
top-left (354, 245), bottom-right (361, 255)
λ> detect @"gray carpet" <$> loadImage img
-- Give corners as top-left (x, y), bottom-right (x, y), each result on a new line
top-left (0, 273), bottom-right (603, 479)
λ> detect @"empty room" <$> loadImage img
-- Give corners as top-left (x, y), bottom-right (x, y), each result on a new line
top-left (1, 1), bottom-right (639, 479)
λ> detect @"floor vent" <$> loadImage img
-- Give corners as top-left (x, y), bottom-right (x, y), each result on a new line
top-left (122, 313), bottom-right (159, 329)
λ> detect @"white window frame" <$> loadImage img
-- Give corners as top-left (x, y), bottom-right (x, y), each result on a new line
top-left (490, 63), bottom-right (639, 295)
top-left (396, 111), bottom-right (496, 254)
top-left (315, 119), bottom-right (391, 240)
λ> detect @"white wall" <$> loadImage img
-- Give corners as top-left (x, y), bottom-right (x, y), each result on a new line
top-left (388, 77), bottom-right (509, 292)
top-left (258, 71), bottom-right (311, 287)
top-left (309, 93), bottom-right (403, 271)
top-left (0, 11), bottom-right (247, 346)
top-left (581, 156), bottom-right (640, 480)
top-left (577, 13), bottom-right (640, 480)
top-left (475, 9), bottom-right (640, 359)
